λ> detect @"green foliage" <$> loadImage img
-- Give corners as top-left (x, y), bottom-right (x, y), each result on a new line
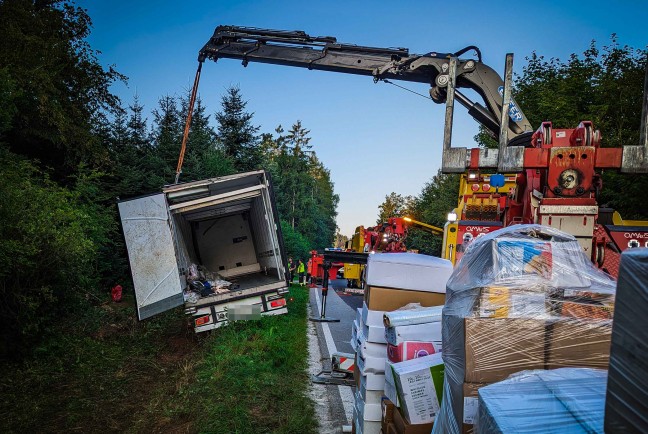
top-left (514, 38), bottom-right (648, 219)
top-left (267, 122), bottom-right (338, 251)
top-left (280, 220), bottom-right (312, 262)
top-left (376, 192), bottom-right (415, 224)
top-left (0, 0), bottom-right (125, 176)
top-left (216, 86), bottom-right (262, 172)
top-left (0, 148), bottom-right (101, 356)
top-left (185, 287), bottom-right (318, 433)
top-left (401, 171), bottom-right (459, 256)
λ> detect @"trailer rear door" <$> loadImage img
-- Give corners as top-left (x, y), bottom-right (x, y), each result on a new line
top-left (118, 193), bottom-right (183, 320)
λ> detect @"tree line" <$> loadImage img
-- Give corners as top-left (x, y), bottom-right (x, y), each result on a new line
top-left (379, 38), bottom-right (648, 256)
top-left (0, 0), bottom-right (337, 357)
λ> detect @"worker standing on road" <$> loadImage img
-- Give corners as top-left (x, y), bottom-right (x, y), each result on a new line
top-left (307, 257), bottom-right (313, 285)
top-left (288, 257), bottom-right (295, 283)
top-left (297, 259), bottom-right (306, 286)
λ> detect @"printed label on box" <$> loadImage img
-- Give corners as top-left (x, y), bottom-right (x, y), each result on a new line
top-left (463, 397), bottom-right (479, 424)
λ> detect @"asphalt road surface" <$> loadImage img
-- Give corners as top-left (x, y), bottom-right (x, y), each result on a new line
top-left (309, 279), bottom-right (364, 431)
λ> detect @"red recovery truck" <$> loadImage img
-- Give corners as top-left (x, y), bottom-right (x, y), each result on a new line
top-left (178, 26), bottom-right (648, 278)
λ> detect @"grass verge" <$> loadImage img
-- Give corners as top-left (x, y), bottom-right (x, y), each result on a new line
top-left (0, 285), bottom-right (317, 434)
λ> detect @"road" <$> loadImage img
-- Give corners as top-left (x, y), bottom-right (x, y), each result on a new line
top-left (309, 279), bottom-right (364, 431)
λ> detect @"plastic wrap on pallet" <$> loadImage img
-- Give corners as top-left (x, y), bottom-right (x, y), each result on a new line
top-left (605, 248), bottom-right (648, 433)
top-left (431, 224), bottom-right (616, 434)
top-left (476, 368), bottom-right (607, 433)
top-left (383, 304), bottom-right (443, 327)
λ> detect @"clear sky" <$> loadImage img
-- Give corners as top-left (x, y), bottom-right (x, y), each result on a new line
top-left (80, 0), bottom-right (647, 236)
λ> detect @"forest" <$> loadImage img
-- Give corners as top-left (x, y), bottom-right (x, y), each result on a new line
top-left (0, 0), bottom-right (337, 358)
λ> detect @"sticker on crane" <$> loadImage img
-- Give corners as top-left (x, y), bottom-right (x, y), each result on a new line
top-left (498, 86), bottom-right (524, 122)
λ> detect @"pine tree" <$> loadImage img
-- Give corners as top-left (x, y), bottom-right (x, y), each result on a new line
top-left (215, 86), bottom-right (261, 172)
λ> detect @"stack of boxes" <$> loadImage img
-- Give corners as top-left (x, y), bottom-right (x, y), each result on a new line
top-left (352, 252), bottom-right (453, 434)
top-left (431, 225), bottom-right (617, 434)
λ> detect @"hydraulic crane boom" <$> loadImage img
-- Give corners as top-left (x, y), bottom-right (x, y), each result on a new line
top-left (198, 25), bottom-right (533, 141)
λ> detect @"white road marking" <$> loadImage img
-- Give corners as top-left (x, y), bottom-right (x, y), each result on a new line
top-left (313, 286), bottom-right (355, 424)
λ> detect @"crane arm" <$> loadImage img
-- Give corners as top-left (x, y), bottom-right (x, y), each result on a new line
top-left (403, 217), bottom-right (444, 237)
top-left (198, 26), bottom-right (533, 140)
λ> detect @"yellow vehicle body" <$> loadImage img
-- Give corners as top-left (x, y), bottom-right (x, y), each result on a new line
top-left (344, 263), bottom-right (363, 280)
top-left (443, 173), bottom-right (519, 265)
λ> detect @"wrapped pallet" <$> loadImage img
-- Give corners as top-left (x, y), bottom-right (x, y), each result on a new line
top-left (605, 249), bottom-right (648, 433)
top-left (476, 368), bottom-right (607, 433)
top-left (431, 224), bottom-right (616, 434)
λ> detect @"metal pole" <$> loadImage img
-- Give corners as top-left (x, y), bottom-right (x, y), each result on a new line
top-left (640, 59), bottom-right (648, 153)
top-left (309, 260), bottom-right (339, 323)
top-left (442, 57), bottom-right (458, 151)
top-left (175, 61), bottom-right (203, 184)
top-left (498, 53), bottom-right (514, 168)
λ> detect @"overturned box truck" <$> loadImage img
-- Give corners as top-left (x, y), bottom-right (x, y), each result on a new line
top-left (118, 170), bottom-right (290, 332)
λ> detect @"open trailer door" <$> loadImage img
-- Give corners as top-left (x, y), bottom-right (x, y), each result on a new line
top-left (118, 193), bottom-right (184, 320)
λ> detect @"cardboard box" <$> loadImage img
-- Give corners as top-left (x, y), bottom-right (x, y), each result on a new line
top-left (362, 372), bottom-right (386, 391)
top-left (386, 423), bottom-right (398, 434)
top-left (365, 252), bottom-right (453, 292)
top-left (362, 322), bottom-right (386, 344)
top-left (382, 398), bottom-right (395, 424)
top-left (461, 382), bottom-right (488, 434)
top-left (352, 320), bottom-right (359, 352)
top-left (365, 286), bottom-right (445, 312)
top-left (355, 390), bottom-right (382, 421)
top-left (360, 378), bottom-right (384, 404)
top-left (362, 302), bottom-right (385, 327)
top-left (357, 352), bottom-right (387, 374)
top-left (478, 286), bottom-right (546, 318)
top-left (385, 321), bottom-right (442, 346)
top-left (356, 326), bottom-right (388, 360)
top-left (546, 318), bottom-right (612, 369)
top-left (464, 316), bottom-right (545, 383)
top-left (353, 410), bottom-right (381, 434)
top-left (388, 353), bottom-right (444, 424)
top-left (392, 405), bottom-right (434, 434)
top-left (387, 341), bottom-right (440, 363)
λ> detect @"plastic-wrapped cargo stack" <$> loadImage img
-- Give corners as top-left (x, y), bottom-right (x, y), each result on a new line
top-left (605, 248), bottom-right (648, 432)
top-left (476, 368), bottom-right (607, 432)
top-left (431, 224), bottom-right (617, 434)
top-left (352, 252), bottom-right (453, 434)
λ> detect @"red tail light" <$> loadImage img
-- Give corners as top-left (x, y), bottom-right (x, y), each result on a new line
top-left (270, 298), bottom-right (286, 308)
top-left (194, 314), bottom-right (211, 326)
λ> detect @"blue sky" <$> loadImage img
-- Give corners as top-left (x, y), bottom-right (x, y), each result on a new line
top-left (81, 0), bottom-right (648, 236)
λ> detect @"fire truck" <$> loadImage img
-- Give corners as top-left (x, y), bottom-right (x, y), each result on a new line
top-left (177, 26), bottom-right (648, 278)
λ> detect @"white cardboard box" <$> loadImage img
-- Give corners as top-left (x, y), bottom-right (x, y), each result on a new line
top-left (360, 373), bottom-right (384, 404)
top-left (384, 366), bottom-right (400, 407)
top-left (385, 321), bottom-right (442, 346)
top-left (356, 327), bottom-right (387, 359)
top-left (353, 408), bottom-right (381, 434)
top-left (363, 322), bottom-right (386, 344)
top-left (361, 372), bottom-right (385, 391)
top-left (355, 390), bottom-right (382, 422)
top-left (365, 252), bottom-right (453, 292)
top-left (357, 352), bottom-right (387, 374)
top-left (362, 302), bottom-right (385, 327)
top-left (387, 353), bottom-right (444, 424)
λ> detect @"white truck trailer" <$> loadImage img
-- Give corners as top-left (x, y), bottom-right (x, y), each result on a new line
top-left (118, 170), bottom-right (289, 332)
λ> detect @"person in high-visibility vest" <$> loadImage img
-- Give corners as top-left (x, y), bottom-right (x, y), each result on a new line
top-left (297, 259), bottom-right (306, 286)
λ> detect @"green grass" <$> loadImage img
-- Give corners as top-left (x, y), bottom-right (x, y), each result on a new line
top-left (0, 286), bottom-right (317, 434)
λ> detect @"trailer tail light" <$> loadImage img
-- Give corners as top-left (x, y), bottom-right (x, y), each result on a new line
top-left (482, 184), bottom-right (491, 191)
top-left (471, 184), bottom-right (480, 192)
top-left (270, 298), bottom-right (286, 309)
top-left (194, 314), bottom-right (211, 327)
